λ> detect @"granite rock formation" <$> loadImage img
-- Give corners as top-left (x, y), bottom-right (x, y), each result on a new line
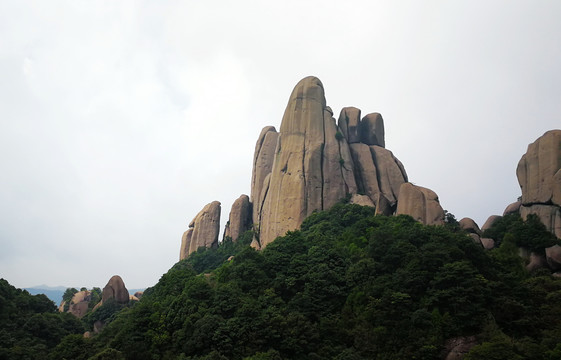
top-left (257, 77), bottom-right (359, 248)
top-left (223, 195), bottom-right (252, 242)
top-left (251, 127), bottom-right (279, 226)
top-left (59, 290), bottom-right (92, 318)
top-left (102, 275), bottom-right (129, 304)
top-left (396, 182), bottom-right (445, 225)
top-left (459, 217), bottom-right (481, 235)
top-left (516, 130), bottom-right (561, 239)
top-left (180, 201), bottom-right (221, 260)
top-left (180, 76), bottom-right (432, 256)
top-left (481, 215), bottom-right (502, 233)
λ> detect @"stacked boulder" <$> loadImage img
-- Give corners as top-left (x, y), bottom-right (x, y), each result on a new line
top-left (180, 76), bottom-right (445, 258)
top-left (516, 130), bottom-right (561, 239)
top-left (516, 130), bottom-right (561, 269)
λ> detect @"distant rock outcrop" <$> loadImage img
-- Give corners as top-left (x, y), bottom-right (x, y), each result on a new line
top-left (61, 290), bottom-right (91, 318)
top-left (102, 275), bottom-right (129, 304)
top-left (396, 182), bottom-right (445, 225)
top-left (180, 201), bottom-right (221, 260)
top-left (516, 130), bottom-right (561, 238)
top-left (223, 195), bottom-right (252, 242)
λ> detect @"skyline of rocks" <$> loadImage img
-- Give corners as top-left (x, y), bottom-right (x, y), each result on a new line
top-left (179, 76), bottom-right (447, 257)
top-left (179, 76), bottom-right (560, 261)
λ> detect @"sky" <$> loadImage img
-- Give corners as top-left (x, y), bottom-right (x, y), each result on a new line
top-left (1, 0), bottom-right (560, 290)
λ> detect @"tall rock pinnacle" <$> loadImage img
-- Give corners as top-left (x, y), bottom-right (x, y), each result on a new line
top-left (257, 76), bottom-right (358, 248)
top-left (516, 129), bottom-right (561, 238)
top-left (180, 201), bottom-right (221, 260)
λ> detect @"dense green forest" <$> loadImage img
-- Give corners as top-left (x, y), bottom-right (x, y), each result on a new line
top-left (3, 204), bottom-right (561, 359)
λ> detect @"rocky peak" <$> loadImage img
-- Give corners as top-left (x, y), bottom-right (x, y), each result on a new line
top-left (180, 201), bottom-right (221, 260)
top-left (223, 195), bottom-right (252, 242)
top-left (257, 76), bottom-right (359, 248)
top-left (516, 129), bottom-right (561, 239)
top-left (102, 275), bottom-right (129, 304)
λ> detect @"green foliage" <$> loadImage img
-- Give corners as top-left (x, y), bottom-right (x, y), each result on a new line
top-left (0, 279), bottom-right (84, 359)
top-left (335, 131), bottom-right (344, 141)
top-left (483, 213), bottom-right (560, 252)
top-left (62, 287), bottom-right (79, 303)
top-left (6, 204), bottom-right (561, 359)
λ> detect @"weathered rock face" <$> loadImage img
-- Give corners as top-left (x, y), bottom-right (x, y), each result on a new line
top-left (338, 107), bottom-right (361, 144)
top-left (516, 130), bottom-right (561, 239)
top-left (517, 130), bottom-right (561, 205)
top-left (180, 201), bottom-right (221, 260)
top-left (396, 182), bottom-right (445, 225)
top-left (66, 290), bottom-right (91, 318)
top-left (545, 245), bottom-right (561, 270)
top-left (480, 237), bottom-right (495, 250)
top-left (481, 215), bottom-right (502, 233)
top-left (102, 275), bottom-right (129, 304)
top-left (503, 201), bottom-right (521, 216)
top-left (251, 126), bottom-right (278, 225)
top-left (349, 144), bottom-right (408, 210)
top-left (257, 76), bottom-right (358, 248)
top-left (359, 113), bottom-right (385, 147)
top-left (223, 194), bottom-right (252, 242)
top-left (520, 204), bottom-right (561, 239)
top-left (459, 217), bottom-right (481, 235)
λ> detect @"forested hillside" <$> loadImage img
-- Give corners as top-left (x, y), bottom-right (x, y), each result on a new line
top-left (34, 203), bottom-right (561, 360)
top-left (0, 279), bottom-right (84, 359)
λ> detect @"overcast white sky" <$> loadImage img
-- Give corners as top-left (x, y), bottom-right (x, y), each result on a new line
top-left (1, 1), bottom-right (560, 290)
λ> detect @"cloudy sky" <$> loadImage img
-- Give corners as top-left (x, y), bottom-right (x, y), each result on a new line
top-left (1, 1), bottom-right (560, 290)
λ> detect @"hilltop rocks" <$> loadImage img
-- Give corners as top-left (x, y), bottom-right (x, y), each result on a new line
top-left (181, 76), bottom-right (417, 254)
top-left (520, 204), bottom-right (561, 238)
top-left (180, 201), bottom-right (221, 260)
top-left (459, 217), bottom-right (481, 235)
top-left (258, 76), bottom-right (358, 248)
top-left (516, 130), bottom-right (561, 239)
top-left (359, 113), bottom-right (385, 147)
top-left (338, 107), bottom-right (361, 143)
top-left (503, 201), bottom-right (521, 216)
top-left (517, 130), bottom-right (561, 205)
top-left (102, 275), bottom-right (129, 304)
top-left (65, 290), bottom-right (91, 318)
top-left (396, 182), bottom-right (445, 225)
top-left (223, 195), bottom-right (252, 241)
top-left (481, 215), bottom-right (502, 233)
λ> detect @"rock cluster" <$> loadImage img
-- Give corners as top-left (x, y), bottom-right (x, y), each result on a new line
top-left (180, 201), bottom-right (221, 260)
top-left (180, 76), bottom-right (445, 257)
